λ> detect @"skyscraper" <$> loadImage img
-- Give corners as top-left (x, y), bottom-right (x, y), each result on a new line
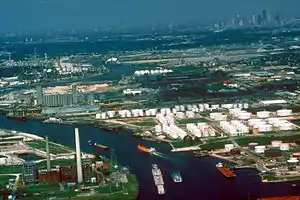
top-left (252, 14), bottom-right (257, 25)
top-left (262, 9), bottom-right (267, 25)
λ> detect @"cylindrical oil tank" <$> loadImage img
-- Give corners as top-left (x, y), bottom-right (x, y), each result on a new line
top-left (279, 123), bottom-right (293, 131)
top-left (257, 111), bottom-right (270, 118)
top-left (254, 145), bottom-right (266, 153)
top-left (155, 125), bottom-right (162, 133)
top-left (238, 112), bottom-right (252, 120)
top-left (257, 124), bottom-right (273, 132)
top-left (214, 115), bottom-right (227, 121)
top-left (271, 140), bottom-right (282, 147)
top-left (248, 119), bottom-right (263, 126)
top-left (176, 112), bottom-right (185, 119)
top-left (280, 143), bottom-right (290, 151)
top-left (209, 112), bottom-right (222, 119)
top-left (277, 109), bottom-right (292, 117)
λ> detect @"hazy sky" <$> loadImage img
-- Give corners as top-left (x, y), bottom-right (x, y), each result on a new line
top-left (0, 0), bottom-right (299, 33)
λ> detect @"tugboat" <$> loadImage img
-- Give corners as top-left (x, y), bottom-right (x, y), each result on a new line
top-left (171, 171), bottom-right (183, 183)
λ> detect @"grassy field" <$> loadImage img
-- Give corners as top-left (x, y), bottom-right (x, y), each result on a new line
top-left (23, 183), bottom-right (60, 193)
top-left (0, 165), bottom-right (23, 174)
top-left (177, 117), bottom-right (208, 124)
top-left (131, 120), bottom-right (157, 127)
top-left (0, 175), bottom-right (16, 186)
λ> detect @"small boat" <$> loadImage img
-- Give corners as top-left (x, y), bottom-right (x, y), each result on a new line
top-left (171, 171), bottom-right (182, 183)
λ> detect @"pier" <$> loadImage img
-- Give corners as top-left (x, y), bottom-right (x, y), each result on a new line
top-left (171, 145), bottom-right (201, 152)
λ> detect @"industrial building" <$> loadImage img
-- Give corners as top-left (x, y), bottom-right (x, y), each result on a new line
top-left (35, 85), bottom-right (79, 107)
top-left (23, 161), bottom-right (37, 185)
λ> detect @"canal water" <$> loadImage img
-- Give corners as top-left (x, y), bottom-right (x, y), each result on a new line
top-left (0, 115), bottom-right (299, 200)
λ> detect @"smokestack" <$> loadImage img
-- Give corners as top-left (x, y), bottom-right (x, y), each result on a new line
top-left (45, 136), bottom-right (51, 171)
top-left (75, 128), bottom-right (83, 184)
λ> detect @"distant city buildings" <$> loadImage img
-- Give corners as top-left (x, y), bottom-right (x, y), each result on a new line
top-left (229, 9), bottom-right (283, 28)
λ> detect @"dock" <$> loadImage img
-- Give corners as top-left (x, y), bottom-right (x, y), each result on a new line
top-left (171, 146), bottom-right (201, 152)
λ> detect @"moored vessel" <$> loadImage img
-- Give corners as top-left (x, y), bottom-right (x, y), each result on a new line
top-left (216, 163), bottom-right (236, 178)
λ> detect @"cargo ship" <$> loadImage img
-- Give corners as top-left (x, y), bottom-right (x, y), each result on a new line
top-left (7, 113), bottom-right (27, 122)
top-left (7, 115), bottom-right (27, 122)
top-left (171, 171), bottom-right (182, 183)
top-left (88, 140), bottom-right (109, 150)
top-left (216, 163), bottom-right (236, 178)
top-left (137, 145), bottom-right (156, 154)
top-left (152, 164), bottom-right (165, 195)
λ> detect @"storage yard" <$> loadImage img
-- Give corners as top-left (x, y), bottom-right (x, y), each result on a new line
top-left (80, 100), bottom-right (300, 182)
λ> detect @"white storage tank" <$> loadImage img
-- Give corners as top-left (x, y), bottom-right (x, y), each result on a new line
top-left (214, 115), bottom-right (227, 121)
top-left (155, 125), bottom-right (162, 133)
top-left (254, 146), bottom-right (266, 153)
top-left (179, 105), bottom-right (185, 111)
top-left (277, 109), bottom-right (292, 117)
top-left (176, 112), bottom-right (185, 119)
top-left (279, 123), bottom-right (293, 131)
top-left (229, 108), bottom-right (241, 115)
top-left (280, 143), bottom-right (290, 151)
top-left (257, 111), bottom-right (270, 118)
top-left (257, 124), bottom-right (273, 132)
top-left (224, 144), bottom-right (235, 151)
top-left (209, 112), bottom-right (223, 119)
top-left (243, 103), bottom-right (249, 109)
top-left (248, 119), bottom-right (263, 126)
top-left (271, 140), bottom-right (282, 147)
top-left (238, 112), bottom-right (252, 120)
top-left (96, 113), bottom-right (101, 119)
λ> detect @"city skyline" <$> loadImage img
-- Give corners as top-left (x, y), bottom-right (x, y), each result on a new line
top-left (0, 0), bottom-right (300, 33)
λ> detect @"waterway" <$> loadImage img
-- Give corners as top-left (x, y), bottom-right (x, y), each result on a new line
top-left (0, 115), bottom-right (299, 200)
